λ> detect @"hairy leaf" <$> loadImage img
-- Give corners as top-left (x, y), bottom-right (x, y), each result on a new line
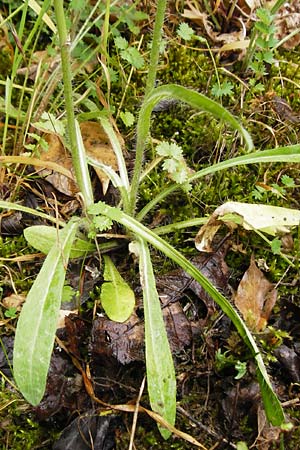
top-left (137, 144), bottom-right (300, 221)
top-left (24, 225), bottom-right (95, 258)
top-left (136, 239), bottom-right (176, 439)
top-left (13, 220), bottom-right (78, 405)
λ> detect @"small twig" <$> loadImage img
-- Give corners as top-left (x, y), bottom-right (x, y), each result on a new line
top-left (128, 376), bottom-right (146, 450)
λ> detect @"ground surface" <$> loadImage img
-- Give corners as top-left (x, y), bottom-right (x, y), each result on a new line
top-left (1, 1), bottom-right (300, 449)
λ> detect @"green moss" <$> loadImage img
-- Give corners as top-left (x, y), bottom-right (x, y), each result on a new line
top-left (0, 387), bottom-right (57, 450)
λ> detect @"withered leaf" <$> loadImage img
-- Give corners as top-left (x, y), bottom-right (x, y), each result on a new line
top-left (233, 256), bottom-right (277, 332)
top-left (36, 122), bottom-right (122, 196)
top-left (80, 121), bottom-right (120, 195)
top-left (161, 297), bottom-right (193, 352)
top-left (2, 293), bottom-right (25, 311)
top-left (38, 133), bottom-right (77, 196)
top-left (256, 404), bottom-right (282, 450)
top-left (91, 312), bottom-right (144, 365)
top-left (275, 2), bottom-right (300, 50)
top-left (53, 413), bottom-right (116, 450)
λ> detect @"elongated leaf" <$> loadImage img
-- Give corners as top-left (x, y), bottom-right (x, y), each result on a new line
top-left (101, 255), bottom-right (135, 322)
top-left (137, 144), bottom-right (300, 220)
top-left (138, 84), bottom-right (254, 152)
top-left (87, 155), bottom-right (130, 211)
top-left (91, 202), bottom-right (286, 427)
top-left (0, 200), bottom-right (64, 225)
top-left (99, 116), bottom-right (130, 190)
top-left (189, 144), bottom-right (300, 183)
top-left (13, 220), bottom-right (78, 405)
top-left (27, 0), bottom-right (57, 32)
top-left (24, 225), bottom-right (95, 258)
top-left (136, 239), bottom-right (176, 439)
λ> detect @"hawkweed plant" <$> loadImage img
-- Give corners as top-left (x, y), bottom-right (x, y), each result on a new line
top-left (1, 0), bottom-right (299, 441)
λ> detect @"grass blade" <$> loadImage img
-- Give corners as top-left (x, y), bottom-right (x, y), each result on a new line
top-left (13, 220), bottom-right (78, 405)
top-left (99, 116), bottom-right (130, 190)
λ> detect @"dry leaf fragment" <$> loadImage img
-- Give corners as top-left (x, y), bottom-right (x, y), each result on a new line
top-left (2, 293), bottom-right (26, 311)
top-left (233, 256), bottom-right (277, 332)
top-left (38, 133), bottom-right (78, 196)
top-left (195, 202), bottom-right (300, 252)
top-left (80, 121), bottom-right (120, 195)
top-left (35, 121), bottom-right (122, 196)
top-left (275, 1), bottom-right (300, 50)
top-left (255, 404), bottom-right (282, 450)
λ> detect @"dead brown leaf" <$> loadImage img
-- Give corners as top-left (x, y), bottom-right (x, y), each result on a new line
top-left (36, 121), bottom-right (122, 196)
top-left (161, 297), bottom-right (193, 351)
top-left (91, 311), bottom-right (144, 364)
top-left (16, 50), bottom-right (60, 81)
top-left (37, 133), bottom-right (78, 196)
top-left (182, 0), bottom-right (248, 52)
top-left (275, 1), bottom-right (300, 49)
top-left (2, 293), bottom-right (25, 311)
top-left (233, 256), bottom-right (277, 332)
top-left (80, 121), bottom-right (120, 195)
top-left (255, 404), bottom-right (282, 450)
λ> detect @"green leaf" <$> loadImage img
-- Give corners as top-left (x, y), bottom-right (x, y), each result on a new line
top-left (13, 220), bottom-right (78, 405)
top-left (255, 21), bottom-right (271, 35)
top-left (171, 165), bottom-right (189, 184)
top-left (114, 36), bottom-right (128, 50)
top-left (120, 110), bottom-right (135, 127)
top-left (33, 112), bottom-right (65, 136)
top-left (262, 50), bottom-right (275, 64)
top-left (121, 47), bottom-right (145, 69)
top-left (156, 141), bottom-right (183, 159)
top-left (92, 215), bottom-right (113, 232)
top-left (211, 81), bottom-right (234, 98)
top-left (4, 307), bottom-right (17, 318)
top-left (62, 284), bottom-right (77, 303)
top-left (101, 255), bottom-right (135, 322)
top-left (24, 225), bottom-right (95, 258)
top-left (256, 7), bottom-right (273, 25)
top-left (236, 442), bottom-right (249, 450)
top-left (137, 144), bottom-right (300, 221)
top-left (70, 0), bottom-right (86, 10)
top-left (234, 361), bottom-right (247, 379)
top-left (136, 239), bottom-right (176, 439)
top-left (95, 203), bottom-right (286, 427)
top-left (177, 23), bottom-right (194, 41)
top-left (0, 200), bottom-right (64, 226)
top-left (281, 174), bottom-right (295, 187)
top-left (271, 238), bottom-right (282, 255)
top-left (162, 158), bottom-right (178, 174)
top-left (137, 84), bottom-right (254, 153)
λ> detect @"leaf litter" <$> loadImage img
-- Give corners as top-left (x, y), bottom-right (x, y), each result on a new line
top-left (37, 121), bottom-right (120, 196)
top-left (233, 255), bottom-right (277, 333)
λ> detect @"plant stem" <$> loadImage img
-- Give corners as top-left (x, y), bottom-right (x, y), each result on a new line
top-left (270, 0), bottom-right (286, 14)
top-left (144, 0), bottom-right (167, 96)
top-left (129, 0), bottom-right (167, 215)
top-left (53, 0), bottom-right (94, 209)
